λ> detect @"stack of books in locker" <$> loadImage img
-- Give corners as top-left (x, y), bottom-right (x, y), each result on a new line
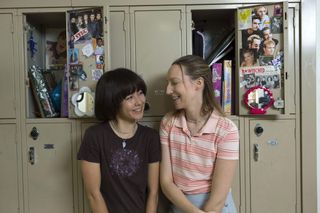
top-left (210, 61), bottom-right (232, 115)
top-left (207, 29), bottom-right (235, 115)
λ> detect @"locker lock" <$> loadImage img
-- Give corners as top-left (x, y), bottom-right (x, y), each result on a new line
top-left (30, 127), bottom-right (39, 140)
top-left (254, 124), bottom-right (264, 136)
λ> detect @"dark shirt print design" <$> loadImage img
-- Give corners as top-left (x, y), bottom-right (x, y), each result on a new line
top-left (109, 148), bottom-right (141, 177)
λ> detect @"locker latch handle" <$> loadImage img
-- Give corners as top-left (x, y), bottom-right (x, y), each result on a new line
top-left (30, 127), bottom-right (39, 140)
top-left (29, 147), bottom-right (35, 165)
top-left (254, 144), bottom-right (259, 161)
top-left (254, 124), bottom-right (264, 136)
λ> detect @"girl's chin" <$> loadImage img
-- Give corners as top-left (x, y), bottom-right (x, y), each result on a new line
top-left (173, 103), bottom-right (183, 110)
top-left (132, 113), bottom-right (144, 120)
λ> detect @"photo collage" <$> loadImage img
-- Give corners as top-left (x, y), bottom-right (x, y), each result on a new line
top-left (67, 8), bottom-right (104, 92)
top-left (238, 4), bottom-right (283, 90)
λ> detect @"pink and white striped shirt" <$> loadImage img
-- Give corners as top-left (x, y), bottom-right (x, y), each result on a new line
top-left (160, 110), bottom-right (239, 194)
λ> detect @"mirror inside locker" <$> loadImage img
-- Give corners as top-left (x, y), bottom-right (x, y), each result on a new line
top-left (237, 3), bottom-right (286, 115)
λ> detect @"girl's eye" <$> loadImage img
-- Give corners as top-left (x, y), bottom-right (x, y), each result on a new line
top-left (125, 95), bottom-right (133, 100)
top-left (138, 90), bottom-right (144, 95)
top-left (171, 81), bottom-right (179, 86)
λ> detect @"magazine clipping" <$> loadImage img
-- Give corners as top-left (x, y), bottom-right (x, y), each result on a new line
top-left (239, 65), bottom-right (280, 90)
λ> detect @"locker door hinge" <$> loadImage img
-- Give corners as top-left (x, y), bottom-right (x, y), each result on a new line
top-left (104, 16), bottom-right (108, 24)
top-left (10, 13), bottom-right (14, 33)
top-left (15, 131), bottom-right (18, 144)
top-left (284, 12), bottom-right (287, 20)
top-left (13, 100), bottom-right (16, 112)
top-left (25, 78), bottom-right (30, 87)
top-left (293, 16), bottom-right (295, 29)
top-left (11, 22), bottom-right (14, 33)
top-left (179, 12), bottom-right (183, 31)
top-left (123, 14), bottom-right (126, 31)
top-left (23, 23), bottom-right (31, 32)
top-left (285, 72), bottom-right (288, 80)
top-left (14, 124), bottom-right (18, 144)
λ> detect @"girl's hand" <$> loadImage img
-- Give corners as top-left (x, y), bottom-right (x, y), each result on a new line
top-left (197, 210), bottom-right (215, 213)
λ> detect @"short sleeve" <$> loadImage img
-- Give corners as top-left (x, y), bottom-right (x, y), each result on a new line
top-left (77, 127), bottom-right (101, 163)
top-left (216, 119), bottom-right (239, 160)
top-left (148, 129), bottom-right (161, 163)
top-left (159, 113), bottom-right (174, 146)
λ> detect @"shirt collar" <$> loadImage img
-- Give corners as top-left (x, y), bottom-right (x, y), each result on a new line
top-left (174, 111), bottom-right (219, 135)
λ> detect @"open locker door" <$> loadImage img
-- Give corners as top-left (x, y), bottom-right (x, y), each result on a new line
top-left (66, 7), bottom-right (107, 118)
top-left (236, 2), bottom-right (288, 115)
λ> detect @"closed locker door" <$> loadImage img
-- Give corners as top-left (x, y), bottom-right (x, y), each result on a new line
top-left (139, 120), bottom-right (160, 131)
top-left (130, 6), bottom-right (186, 116)
top-left (110, 7), bottom-right (130, 69)
top-left (249, 119), bottom-right (296, 213)
top-left (0, 124), bottom-right (19, 212)
top-left (26, 123), bottom-right (73, 213)
top-left (80, 122), bottom-right (97, 213)
top-left (230, 119), bottom-right (241, 213)
top-left (0, 12), bottom-right (16, 118)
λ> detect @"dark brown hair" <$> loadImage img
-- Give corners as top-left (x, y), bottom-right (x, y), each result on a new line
top-left (94, 68), bottom-right (147, 121)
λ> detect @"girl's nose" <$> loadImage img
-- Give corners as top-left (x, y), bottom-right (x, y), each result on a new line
top-left (166, 84), bottom-right (172, 95)
top-left (134, 93), bottom-right (145, 105)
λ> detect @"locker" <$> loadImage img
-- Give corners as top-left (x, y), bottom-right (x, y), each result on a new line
top-left (248, 119), bottom-right (296, 213)
top-left (0, 124), bottom-right (20, 213)
top-left (25, 123), bottom-right (74, 213)
top-left (130, 6), bottom-right (186, 116)
top-left (0, 12), bottom-right (17, 118)
top-left (109, 7), bottom-right (130, 69)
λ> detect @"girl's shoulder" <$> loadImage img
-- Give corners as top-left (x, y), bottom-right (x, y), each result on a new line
top-left (161, 111), bottom-right (182, 129)
top-left (85, 122), bottom-right (109, 134)
top-left (212, 111), bottom-right (238, 132)
top-left (138, 123), bottom-right (158, 135)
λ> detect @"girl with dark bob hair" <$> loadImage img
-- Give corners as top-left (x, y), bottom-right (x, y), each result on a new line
top-left (94, 67), bottom-right (147, 121)
top-left (78, 68), bottom-right (161, 213)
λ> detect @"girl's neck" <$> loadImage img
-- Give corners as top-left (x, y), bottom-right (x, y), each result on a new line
top-left (109, 119), bottom-right (138, 139)
top-left (184, 110), bottom-right (211, 136)
top-left (184, 102), bottom-right (204, 122)
top-left (185, 111), bottom-right (210, 123)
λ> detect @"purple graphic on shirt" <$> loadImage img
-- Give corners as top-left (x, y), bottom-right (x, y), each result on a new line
top-left (110, 149), bottom-right (140, 177)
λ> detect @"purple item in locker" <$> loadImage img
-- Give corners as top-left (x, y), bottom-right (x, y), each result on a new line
top-left (60, 65), bottom-right (69, 117)
top-left (28, 65), bottom-right (58, 118)
top-left (211, 63), bottom-right (223, 106)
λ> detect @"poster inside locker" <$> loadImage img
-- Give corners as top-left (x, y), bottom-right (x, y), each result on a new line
top-left (66, 8), bottom-right (105, 118)
top-left (237, 3), bottom-right (286, 115)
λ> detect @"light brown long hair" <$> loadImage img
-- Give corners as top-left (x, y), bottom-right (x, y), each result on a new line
top-left (172, 55), bottom-right (225, 116)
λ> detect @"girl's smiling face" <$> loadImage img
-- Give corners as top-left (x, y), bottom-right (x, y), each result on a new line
top-left (118, 90), bottom-right (146, 122)
top-left (166, 64), bottom-right (198, 110)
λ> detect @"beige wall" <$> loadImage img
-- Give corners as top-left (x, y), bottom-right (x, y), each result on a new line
top-left (301, 0), bottom-right (318, 212)
top-left (317, 0), bottom-right (320, 212)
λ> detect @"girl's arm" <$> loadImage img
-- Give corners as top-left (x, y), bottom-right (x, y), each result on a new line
top-left (81, 160), bottom-right (109, 213)
top-left (202, 159), bottom-right (237, 213)
top-left (146, 162), bottom-right (160, 213)
top-left (160, 144), bottom-right (205, 213)
top-left (203, 118), bottom-right (239, 213)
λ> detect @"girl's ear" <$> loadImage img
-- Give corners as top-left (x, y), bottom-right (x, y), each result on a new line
top-left (195, 77), bottom-right (204, 90)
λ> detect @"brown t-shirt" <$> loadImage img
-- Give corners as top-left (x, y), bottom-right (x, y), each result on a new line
top-left (78, 122), bottom-right (161, 213)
